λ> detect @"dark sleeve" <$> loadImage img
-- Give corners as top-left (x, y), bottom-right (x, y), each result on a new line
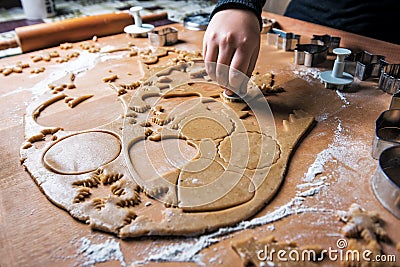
top-left (210, 0), bottom-right (267, 30)
top-left (284, 0), bottom-right (400, 44)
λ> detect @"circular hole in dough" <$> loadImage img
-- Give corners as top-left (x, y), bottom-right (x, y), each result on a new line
top-left (43, 131), bottom-right (121, 174)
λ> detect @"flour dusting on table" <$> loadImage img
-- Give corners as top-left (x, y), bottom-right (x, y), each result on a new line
top-left (336, 90), bottom-right (350, 106)
top-left (76, 237), bottom-right (126, 267)
top-left (72, 118), bottom-right (365, 266)
top-left (292, 66), bottom-right (321, 84)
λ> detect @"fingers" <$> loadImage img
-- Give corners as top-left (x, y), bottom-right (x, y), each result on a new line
top-left (203, 40), bottom-right (219, 82)
top-left (205, 45), bottom-right (258, 96)
top-left (229, 47), bottom-right (252, 95)
top-left (224, 89), bottom-right (235, 96)
top-left (216, 47), bottom-right (234, 87)
top-left (208, 34), bottom-right (235, 87)
top-left (204, 40), bottom-right (260, 96)
top-left (247, 45), bottom-right (260, 77)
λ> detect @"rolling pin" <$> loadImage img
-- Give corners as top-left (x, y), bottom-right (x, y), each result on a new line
top-left (0, 11), bottom-right (168, 53)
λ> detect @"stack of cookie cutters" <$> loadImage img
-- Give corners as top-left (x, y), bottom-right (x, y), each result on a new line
top-left (371, 94), bottom-right (400, 219)
top-left (344, 51), bottom-right (386, 81)
top-left (294, 44), bottom-right (328, 67)
top-left (372, 145), bottom-right (400, 219)
top-left (266, 28), bottom-right (300, 51)
top-left (148, 27), bottom-right (178, 46)
top-left (372, 109), bottom-right (400, 159)
top-left (390, 92), bottom-right (400, 110)
top-left (379, 63), bottom-right (400, 95)
top-left (311, 34), bottom-right (341, 54)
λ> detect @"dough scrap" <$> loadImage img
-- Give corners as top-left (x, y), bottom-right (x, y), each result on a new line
top-left (20, 57), bottom-right (314, 238)
top-left (338, 203), bottom-right (388, 242)
top-left (60, 42), bottom-right (73, 50)
top-left (1, 61), bottom-right (30, 76)
top-left (253, 72), bottom-right (284, 95)
top-left (336, 204), bottom-right (394, 267)
top-left (67, 94), bottom-right (93, 108)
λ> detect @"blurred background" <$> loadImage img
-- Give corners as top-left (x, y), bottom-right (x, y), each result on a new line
top-left (0, 0), bottom-right (291, 57)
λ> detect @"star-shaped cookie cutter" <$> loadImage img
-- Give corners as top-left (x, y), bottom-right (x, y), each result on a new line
top-left (379, 63), bottom-right (400, 94)
top-left (344, 50), bottom-right (386, 81)
top-left (311, 34), bottom-right (341, 54)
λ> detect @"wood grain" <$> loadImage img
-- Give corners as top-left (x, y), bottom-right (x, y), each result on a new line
top-left (265, 12), bottom-right (400, 62)
top-left (0, 14), bottom-right (399, 266)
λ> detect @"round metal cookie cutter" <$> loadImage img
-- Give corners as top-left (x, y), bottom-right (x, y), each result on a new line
top-left (371, 109), bottom-right (400, 159)
top-left (372, 145), bottom-right (400, 219)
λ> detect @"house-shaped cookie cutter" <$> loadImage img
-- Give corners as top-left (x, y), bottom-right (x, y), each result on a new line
top-left (266, 28), bottom-right (300, 51)
top-left (311, 34), bottom-right (341, 54)
top-left (372, 145), bottom-right (400, 219)
top-left (344, 51), bottom-right (386, 81)
top-left (148, 27), bottom-right (178, 47)
top-left (379, 63), bottom-right (400, 95)
top-left (294, 44), bottom-right (328, 67)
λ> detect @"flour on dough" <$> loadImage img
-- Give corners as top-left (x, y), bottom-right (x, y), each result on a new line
top-left (20, 47), bottom-right (314, 238)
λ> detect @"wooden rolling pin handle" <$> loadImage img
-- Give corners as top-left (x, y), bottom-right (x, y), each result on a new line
top-left (13, 11), bottom-right (167, 53)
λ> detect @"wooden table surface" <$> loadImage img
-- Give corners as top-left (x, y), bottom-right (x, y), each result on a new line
top-left (0, 12), bottom-right (399, 267)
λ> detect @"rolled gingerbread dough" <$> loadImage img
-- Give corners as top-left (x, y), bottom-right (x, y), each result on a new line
top-left (20, 54), bottom-right (314, 237)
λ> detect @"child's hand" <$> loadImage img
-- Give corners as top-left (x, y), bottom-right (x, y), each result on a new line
top-left (203, 8), bottom-right (261, 95)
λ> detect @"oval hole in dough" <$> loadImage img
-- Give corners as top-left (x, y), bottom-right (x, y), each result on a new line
top-left (43, 131), bottom-right (121, 174)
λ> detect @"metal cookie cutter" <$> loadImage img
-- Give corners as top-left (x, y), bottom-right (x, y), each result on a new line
top-left (148, 27), bottom-right (178, 46)
top-left (371, 109), bottom-right (400, 159)
top-left (261, 17), bottom-right (276, 34)
top-left (311, 34), bottom-right (341, 54)
top-left (320, 48), bottom-right (354, 90)
top-left (266, 28), bottom-right (300, 51)
top-left (344, 51), bottom-right (386, 81)
top-left (294, 44), bottom-right (328, 67)
top-left (390, 92), bottom-right (400, 109)
top-left (222, 91), bottom-right (243, 102)
top-left (372, 145), bottom-right (400, 219)
top-left (379, 63), bottom-right (400, 95)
